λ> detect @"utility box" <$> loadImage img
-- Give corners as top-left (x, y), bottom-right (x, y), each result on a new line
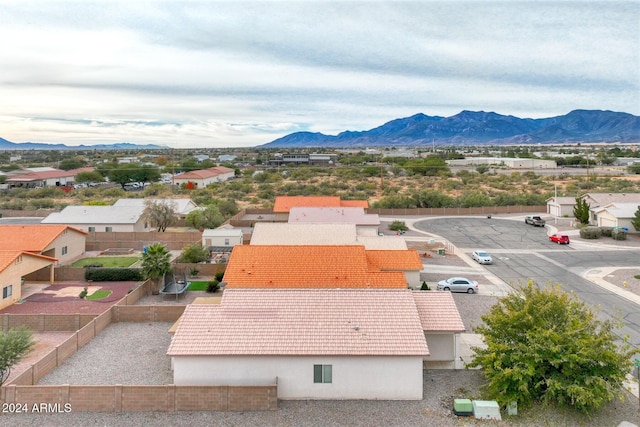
top-left (453, 399), bottom-right (473, 416)
top-left (472, 400), bottom-right (502, 420)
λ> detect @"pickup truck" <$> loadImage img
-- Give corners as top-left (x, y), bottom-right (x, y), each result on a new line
top-left (525, 215), bottom-right (546, 227)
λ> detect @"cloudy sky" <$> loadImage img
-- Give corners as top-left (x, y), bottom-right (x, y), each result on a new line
top-left (1, 1), bottom-right (638, 148)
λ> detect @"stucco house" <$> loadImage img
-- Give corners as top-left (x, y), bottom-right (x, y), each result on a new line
top-left (0, 251), bottom-right (56, 311)
top-left (223, 245), bottom-right (422, 289)
top-left (4, 167), bottom-right (93, 188)
top-left (593, 203), bottom-right (639, 232)
top-left (167, 288), bottom-right (431, 400)
top-left (250, 223), bottom-right (408, 250)
top-left (580, 193), bottom-right (640, 225)
top-left (0, 224), bottom-right (88, 265)
top-left (41, 205), bottom-right (149, 232)
top-left (172, 166), bottom-right (235, 188)
top-left (546, 196), bottom-right (578, 218)
top-left (272, 196), bottom-right (369, 221)
top-left (288, 207), bottom-right (381, 236)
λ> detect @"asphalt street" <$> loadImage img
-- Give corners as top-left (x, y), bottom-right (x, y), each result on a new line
top-left (412, 216), bottom-right (640, 351)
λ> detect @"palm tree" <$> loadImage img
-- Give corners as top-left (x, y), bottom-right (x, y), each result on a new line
top-left (141, 243), bottom-right (172, 295)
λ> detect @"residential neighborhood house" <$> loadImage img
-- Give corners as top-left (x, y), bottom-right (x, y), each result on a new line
top-left (41, 205), bottom-right (149, 232)
top-left (272, 196), bottom-right (369, 221)
top-left (172, 166), bottom-right (235, 188)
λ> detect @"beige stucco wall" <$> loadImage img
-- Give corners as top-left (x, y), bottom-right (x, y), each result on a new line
top-left (0, 255), bottom-right (54, 311)
top-left (42, 229), bottom-right (87, 266)
top-left (423, 333), bottom-right (457, 361)
top-left (172, 355), bottom-right (424, 400)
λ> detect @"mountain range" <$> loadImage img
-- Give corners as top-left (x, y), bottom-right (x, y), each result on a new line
top-left (0, 137), bottom-right (165, 150)
top-left (262, 109), bottom-right (640, 148)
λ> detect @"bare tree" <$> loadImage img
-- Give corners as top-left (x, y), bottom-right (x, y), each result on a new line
top-left (143, 200), bottom-right (178, 232)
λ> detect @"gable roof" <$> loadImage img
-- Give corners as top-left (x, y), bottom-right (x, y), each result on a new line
top-left (413, 291), bottom-right (466, 333)
top-left (41, 205), bottom-right (146, 225)
top-left (273, 196), bottom-right (368, 213)
top-left (5, 167), bottom-right (93, 182)
top-left (581, 193), bottom-right (640, 209)
top-left (288, 207), bottom-right (380, 225)
top-left (167, 288), bottom-right (429, 357)
top-left (0, 225), bottom-right (87, 252)
top-left (594, 202), bottom-right (640, 218)
top-left (0, 250), bottom-right (57, 274)
top-left (173, 166), bottom-right (234, 181)
top-left (223, 245), bottom-right (408, 288)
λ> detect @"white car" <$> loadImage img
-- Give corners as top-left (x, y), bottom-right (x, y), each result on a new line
top-left (437, 277), bottom-right (479, 294)
top-left (472, 250), bottom-right (493, 265)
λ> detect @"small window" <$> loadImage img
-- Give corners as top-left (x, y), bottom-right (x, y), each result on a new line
top-left (3, 285), bottom-right (12, 299)
top-left (105, 227), bottom-right (113, 232)
top-left (88, 227), bottom-right (95, 232)
top-left (224, 238), bottom-right (230, 246)
top-left (61, 246), bottom-right (68, 256)
top-left (313, 364), bottom-right (332, 383)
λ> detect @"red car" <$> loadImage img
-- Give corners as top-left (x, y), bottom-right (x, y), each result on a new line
top-left (549, 234), bottom-right (570, 244)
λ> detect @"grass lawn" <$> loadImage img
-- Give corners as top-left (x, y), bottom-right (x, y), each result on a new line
top-left (86, 290), bottom-right (112, 300)
top-left (188, 281), bottom-right (210, 291)
top-left (72, 256), bottom-right (141, 268)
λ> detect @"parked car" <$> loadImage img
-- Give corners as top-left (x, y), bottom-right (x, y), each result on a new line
top-left (549, 233), bottom-right (570, 244)
top-left (525, 215), bottom-right (546, 227)
top-left (436, 277), bottom-right (479, 294)
top-left (471, 250), bottom-right (493, 265)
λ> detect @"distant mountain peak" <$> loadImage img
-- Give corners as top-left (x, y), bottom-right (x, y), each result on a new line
top-left (262, 110), bottom-right (640, 148)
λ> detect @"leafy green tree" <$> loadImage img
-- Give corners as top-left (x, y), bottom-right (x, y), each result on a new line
top-left (74, 171), bottom-right (104, 184)
top-left (628, 163), bottom-right (640, 174)
top-left (388, 220), bottom-right (408, 232)
top-left (143, 200), bottom-right (177, 232)
top-left (404, 156), bottom-right (449, 176)
top-left (469, 282), bottom-right (632, 414)
top-left (141, 243), bottom-right (173, 295)
top-left (631, 205), bottom-right (640, 231)
top-left (58, 158), bottom-right (86, 171)
top-left (573, 197), bottom-right (590, 224)
top-left (185, 205), bottom-right (224, 230)
top-left (0, 326), bottom-right (35, 385)
top-left (179, 243), bottom-right (210, 263)
top-left (475, 164), bottom-right (490, 174)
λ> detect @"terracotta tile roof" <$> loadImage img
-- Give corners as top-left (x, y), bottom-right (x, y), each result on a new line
top-left (174, 166), bottom-right (234, 180)
top-left (167, 288), bottom-right (429, 357)
top-left (5, 168), bottom-right (92, 181)
top-left (0, 225), bottom-right (87, 252)
top-left (365, 250), bottom-right (423, 271)
top-left (0, 250), bottom-right (57, 273)
top-left (223, 245), bottom-right (408, 289)
top-left (273, 196), bottom-right (368, 213)
top-left (412, 291), bottom-right (466, 332)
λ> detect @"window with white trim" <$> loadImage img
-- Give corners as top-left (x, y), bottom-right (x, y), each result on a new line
top-left (313, 364), bottom-right (332, 383)
top-left (105, 227), bottom-right (113, 232)
top-left (62, 246), bottom-right (68, 255)
top-left (3, 285), bottom-right (12, 299)
top-left (88, 227), bottom-right (95, 232)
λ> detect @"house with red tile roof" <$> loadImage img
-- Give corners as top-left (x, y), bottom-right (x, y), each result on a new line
top-left (4, 167), bottom-right (93, 188)
top-left (0, 225), bottom-right (88, 310)
top-left (288, 206), bottom-right (381, 236)
top-left (0, 224), bottom-right (87, 264)
top-left (222, 245), bottom-right (420, 289)
top-left (0, 251), bottom-right (57, 310)
top-left (172, 166), bottom-right (235, 188)
top-left (272, 196), bottom-right (368, 221)
top-left (168, 288), bottom-right (431, 399)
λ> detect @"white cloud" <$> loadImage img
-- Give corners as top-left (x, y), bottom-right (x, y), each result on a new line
top-left (0, 1), bottom-right (637, 148)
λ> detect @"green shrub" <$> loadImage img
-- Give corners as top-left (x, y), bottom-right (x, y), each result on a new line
top-left (206, 280), bottom-right (220, 293)
top-left (388, 220), bottom-right (408, 232)
top-left (214, 272), bottom-right (225, 282)
top-left (612, 229), bottom-right (627, 241)
top-left (83, 263), bottom-right (104, 268)
top-left (580, 226), bottom-right (602, 239)
top-left (78, 287), bottom-right (88, 299)
top-left (421, 281), bottom-right (431, 291)
top-left (599, 227), bottom-right (613, 237)
top-left (85, 268), bottom-right (143, 281)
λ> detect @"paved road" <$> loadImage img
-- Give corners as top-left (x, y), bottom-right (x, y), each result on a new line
top-left (412, 216), bottom-right (640, 350)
